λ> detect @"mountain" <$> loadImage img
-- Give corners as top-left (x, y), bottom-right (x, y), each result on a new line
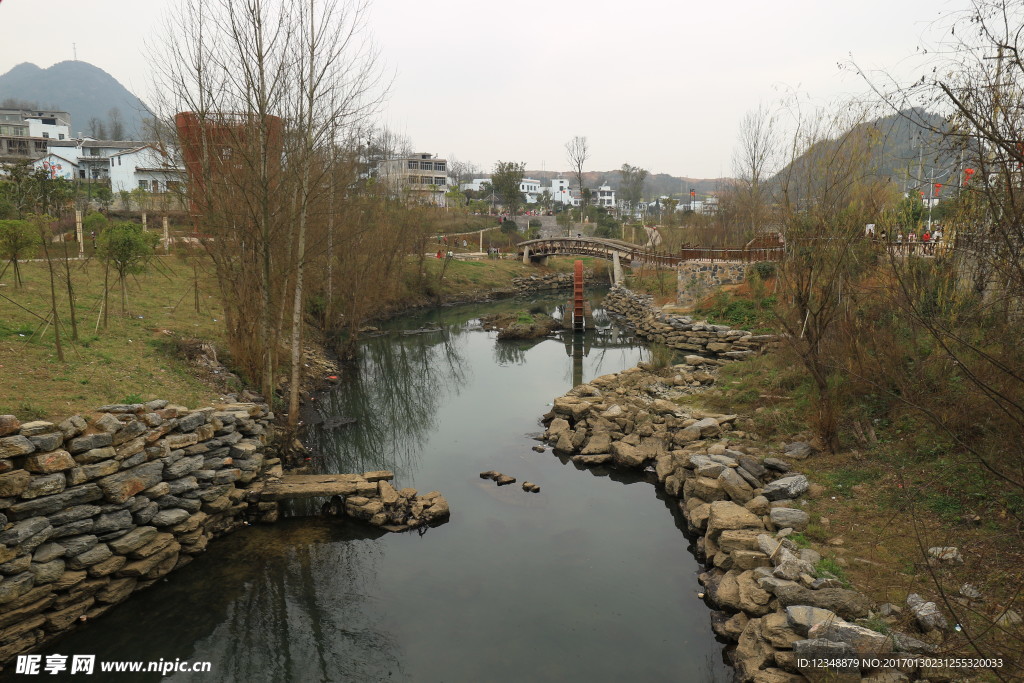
top-left (770, 108), bottom-right (957, 191)
top-left (523, 169), bottom-right (729, 201)
top-left (0, 61), bottom-right (153, 138)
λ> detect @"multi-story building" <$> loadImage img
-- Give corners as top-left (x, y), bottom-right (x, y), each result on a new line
top-left (520, 178), bottom-right (541, 204)
top-left (377, 152), bottom-right (449, 206)
top-left (46, 139), bottom-right (146, 180)
top-left (1, 113), bottom-right (49, 162)
top-left (549, 177), bottom-right (573, 205)
top-left (593, 184), bottom-right (615, 208)
top-left (108, 145), bottom-right (184, 194)
top-left (0, 108), bottom-right (71, 140)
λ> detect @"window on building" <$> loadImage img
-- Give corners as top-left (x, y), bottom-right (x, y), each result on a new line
top-left (435, 177), bottom-right (446, 185)
top-left (435, 162), bottom-right (446, 172)
top-left (58, 133), bottom-right (65, 140)
top-left (139, 180), bottom-right (148, 190)
top-left (407, 161), bottom-right (419, 170)
top-left (79, 169), bottom-right (85, 179)
top-left (89, 148), bottom-right (100, 156)
top-left (42, 132), bottom-right (49, 139)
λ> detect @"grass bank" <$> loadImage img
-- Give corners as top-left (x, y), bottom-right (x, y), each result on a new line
top-left (681, 351), bottom-right (1024, 666)
top-left (0, 252), bottom-right (605, 421)
top-left (0, 255), bottom-right (227, 420)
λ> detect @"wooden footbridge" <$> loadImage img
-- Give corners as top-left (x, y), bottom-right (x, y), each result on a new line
top-left (517, 234), bottom-right (785, 283)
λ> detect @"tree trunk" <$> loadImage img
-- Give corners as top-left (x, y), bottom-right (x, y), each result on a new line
top-left (102, 259), bottom-right (110, 329)
top-left (61, 238), bottom-right (79, 341)
top-left (40, 231), bottom-right (64, 362)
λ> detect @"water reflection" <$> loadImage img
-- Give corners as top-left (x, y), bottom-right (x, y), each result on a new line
top-left (307, 325), bottom-right (469, 481)
top-left (168, 522), bottom-right (402, 683)
top-left (24, 292), bottom-right (732, 683)
top-left (306, 291), bottom-right (641, 479)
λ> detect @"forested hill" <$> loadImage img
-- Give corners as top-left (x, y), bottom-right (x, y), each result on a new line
top-left (770, 108), bottom-right (958, 190)
top-left (0, 61), bottom-right (152, 138)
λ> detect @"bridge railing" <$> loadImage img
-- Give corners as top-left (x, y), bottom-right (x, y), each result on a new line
top-left (519, 237), bottom-right (786, 266)
top-left (673, 245), bottom-right (786, 263)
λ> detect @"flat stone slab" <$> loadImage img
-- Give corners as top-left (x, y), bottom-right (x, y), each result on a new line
top-left (261, 474), bottom-right (376, 500)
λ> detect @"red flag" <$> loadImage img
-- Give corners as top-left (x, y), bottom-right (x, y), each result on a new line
top-left (934, 183), bottom-right (943, 194)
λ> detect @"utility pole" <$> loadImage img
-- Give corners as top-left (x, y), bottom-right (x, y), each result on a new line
top-left (927, 168), bottom-right (934, 231)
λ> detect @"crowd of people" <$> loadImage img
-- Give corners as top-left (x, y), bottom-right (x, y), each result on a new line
top-left (866, 224), bottom-right (945, 256)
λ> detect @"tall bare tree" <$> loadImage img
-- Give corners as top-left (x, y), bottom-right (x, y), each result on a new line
top-left (730, 104), bottom-right (780, 236)
top-left (107, 107), bottom-right (125, 140)
top-left (283, 0), bottom-right (384, 425)
top-left (565, 135), bottom-right (589, 214)
top-left (152, 0), bottom-right (383, 411)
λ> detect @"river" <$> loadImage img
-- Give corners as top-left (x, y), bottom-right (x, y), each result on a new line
top-left (30, 291), bottom-right (732, 682)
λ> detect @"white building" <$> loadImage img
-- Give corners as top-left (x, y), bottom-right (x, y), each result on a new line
top-left (46, 139), bottom-right (147, 180)
top-left (593, 184), bottom-right (615, 208)
top-left (108, 145), bottom-right (184, 194)
top-left (460, 177), bottom-right (491, 194)
top-left (31, 153), bottom-right (78, 180)
top-left (376, 152), bottom-right (449, 206)
top-left (549, 177), bottom-right (573, 205)
top-left (520, 178), bottom-right (541, 204)
top-left (25, 113), bottom-right (71, 141)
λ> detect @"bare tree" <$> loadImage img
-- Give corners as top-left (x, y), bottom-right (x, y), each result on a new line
top-left (775, 104), bottom-right (884, 452)
top-left (283, 0), bottom-right (385, 426)
top-left (729, 104), bottom-right (780, 236)
top-left (108, 107), bottom-right (125, 140)
top-left (152, 0), bottom-right (383, 410)
top-left (447, 155), bottom-right (479, 188)
top-left (565, 135), bottom-right (589, 213)
top-left (88, 117), bottom-right (107, 139)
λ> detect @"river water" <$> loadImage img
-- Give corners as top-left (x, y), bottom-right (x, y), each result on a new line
top-left (34, 292), bottom-right (732, 682)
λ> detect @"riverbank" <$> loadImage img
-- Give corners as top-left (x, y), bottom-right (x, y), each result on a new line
top-left (0, 255), bottom-right (602, 422)
top-left (537, 359), bottom-right (1012, 681)
top-left (0, 399), bottom-right (280, 666)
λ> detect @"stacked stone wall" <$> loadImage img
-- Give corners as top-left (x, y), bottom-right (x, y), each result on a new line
top-left (0, 401), bottom-right (280, 665)
top-left (540, 370), bottom-right (943, 681)
top-left (604, 286), bottom-right (774, 360)
top-left (511, 272), bottom-right (576, 293)
top-left (677, 261), bottom-right (752, 308)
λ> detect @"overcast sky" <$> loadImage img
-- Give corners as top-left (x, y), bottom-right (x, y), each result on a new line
top-left (0, 0), bottom-right (961, 178)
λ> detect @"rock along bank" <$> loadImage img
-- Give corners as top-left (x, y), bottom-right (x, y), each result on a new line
top-left (539, 363), bottom-right (954, 682)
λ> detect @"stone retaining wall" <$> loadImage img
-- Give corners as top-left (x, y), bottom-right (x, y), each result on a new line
top-left (0, 401), bottom-right (280, 665)
top-left (511, 272), bottom-right (576, 293)
top-left (677, 261), bottom-right (752, 308)
top-left (603, 286), bottom-right (774, 360)
top-left (539, 367), bottom-right (945, 682)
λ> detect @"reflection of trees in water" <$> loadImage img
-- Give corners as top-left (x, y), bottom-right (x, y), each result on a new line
top-left (493, 338), bottom-right (531, 366)
top-left (306, 327), bottom-right (469, 481)
top-left (168, 525), bottom-right (404, 682)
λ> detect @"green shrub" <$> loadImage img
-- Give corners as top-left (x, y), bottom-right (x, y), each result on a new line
top-left (753, 261), bottom-right (777, 280)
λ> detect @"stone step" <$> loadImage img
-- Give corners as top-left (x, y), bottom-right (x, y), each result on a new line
top-left (260, 473), bottom-right (391, 500)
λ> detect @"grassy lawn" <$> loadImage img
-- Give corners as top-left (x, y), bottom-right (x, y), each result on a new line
top-left (414, 254), bottom-right (610, 300)
top-left (0, 255), bottom-right (228, 421)
top-left (0, 250), bottom-right (599, 422)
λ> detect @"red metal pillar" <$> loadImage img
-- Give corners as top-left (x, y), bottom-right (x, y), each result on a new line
top-left (573, 259), bottom-right (585, 332)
